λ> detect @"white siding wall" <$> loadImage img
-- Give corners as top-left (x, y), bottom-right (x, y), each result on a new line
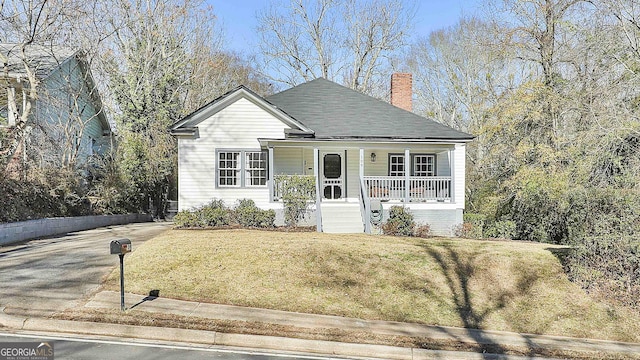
top-left (178, 97), bottom-right (290, 210)
top-left (364, 148), bottom-right (388, 176)
top-left (345, 149), bottom-right (360, 198)
top-left (274, 147), bottom-right (304, 174)
top-left (437, 151), bottom-right (451, 176)
top-left (303, 148), bottom-right (314, 175)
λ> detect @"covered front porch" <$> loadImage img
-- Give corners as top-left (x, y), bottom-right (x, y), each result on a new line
top-left (272, 174), bottom-right (453, 203)
top-left (261, 139), bottom-right (466, 233)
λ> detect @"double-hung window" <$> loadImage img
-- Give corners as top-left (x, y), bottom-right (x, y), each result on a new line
top-left (217, 150), bottom-right (267, 187)
top-left (413, 154), bottom-right (435, 177)
top-left (389, 154), bottom-right (405, 177)
top-left (388, 153), bottom-right (436, 176)
top-left (218, 151), bottom-right (240, 186)
top-left (245, 151), bottom-right (267, 186)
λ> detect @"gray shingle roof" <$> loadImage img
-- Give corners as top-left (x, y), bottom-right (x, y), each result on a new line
top-left (265, 78), bottom-right (473, 141)
top-left (0, 43), bottom-right (77, 79)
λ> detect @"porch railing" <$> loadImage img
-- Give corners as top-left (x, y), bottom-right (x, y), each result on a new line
top-left (272, 174), bottom-right (316, 201)
top-left (363, 176), bottom-right (452, 202)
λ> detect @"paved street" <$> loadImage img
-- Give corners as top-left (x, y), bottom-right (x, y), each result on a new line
top-left (0, 222), bottom-right (171, 317)
top-left (0, 331), bottom-right (346, 360)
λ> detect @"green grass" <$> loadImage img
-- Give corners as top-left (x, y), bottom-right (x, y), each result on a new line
top-left (104, 229), bottom-right (640, 342)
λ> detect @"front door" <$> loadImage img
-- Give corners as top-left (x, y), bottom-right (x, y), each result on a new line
top-left (321, 152), bottom-right (344, 199)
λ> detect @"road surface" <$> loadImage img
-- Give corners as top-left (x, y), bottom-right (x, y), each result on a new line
top-left (0, 331), bottom-right (348, 360)
top-left (0, 222), bottom-right (171, 317)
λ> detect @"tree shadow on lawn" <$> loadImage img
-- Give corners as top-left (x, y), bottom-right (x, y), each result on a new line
top-left (422, 245), bottom-right (543, 359)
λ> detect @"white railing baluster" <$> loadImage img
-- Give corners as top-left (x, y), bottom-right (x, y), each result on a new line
top-left (362, 176), bottom-right (452, 202)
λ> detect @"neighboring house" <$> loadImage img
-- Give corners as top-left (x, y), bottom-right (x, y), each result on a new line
top-left (171, 74), bottom-right (474, 235)
top-left (0, 43), bottom-right (111, 169)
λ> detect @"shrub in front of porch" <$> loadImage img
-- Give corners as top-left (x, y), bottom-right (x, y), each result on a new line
top-left (276, 174), bottom-right (316, 227)
top-left (232, 199), bottom-right (276, 228)
top-left (173, 198), bottom-right (274, 229)
top-left (382, 206), bottom-right (415, 237)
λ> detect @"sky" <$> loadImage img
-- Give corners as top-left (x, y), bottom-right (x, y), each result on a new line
top-left (208, 0), bottom-right (484, 54)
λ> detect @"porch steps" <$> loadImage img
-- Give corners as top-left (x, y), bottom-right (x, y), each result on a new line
top-left (320, 203), bottom-right (364, 233)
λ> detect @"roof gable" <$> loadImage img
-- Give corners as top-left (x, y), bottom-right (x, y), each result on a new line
top-left (171, 86), bottom-right (313, 136)
top-left (1, 43), bottom-right (110, 133)
top-left (0, 43), bottom-right (78, 79)
top-left (266, 78), bottom-right (473, 141)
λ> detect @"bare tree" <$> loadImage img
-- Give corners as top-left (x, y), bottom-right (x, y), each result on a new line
top-left (257, 0), bottom-right (415, 95)
top-left (185, 50), bottom-right (273, 113)
top-left (0, 0), bottom-right (87, 174)
top-left (95, 0), bottom-right (271, 215)
top-left (485, 0), bottom-right (595, 146)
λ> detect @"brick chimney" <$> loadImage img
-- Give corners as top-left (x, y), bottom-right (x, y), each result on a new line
top-left (390, 73), bottom-right (412, 112)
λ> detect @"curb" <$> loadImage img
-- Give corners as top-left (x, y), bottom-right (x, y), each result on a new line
top-left (90, 291), bottom-right (640, 356)
top-left (0, 311), bottom-right (413, 360)
top-left (0, 310), bottom-right (558, 360)
top-left (5, 307), bottom-right (640, 360)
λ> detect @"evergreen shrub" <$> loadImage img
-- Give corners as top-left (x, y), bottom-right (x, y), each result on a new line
top-left (382, 206), bottom-right (415, 236)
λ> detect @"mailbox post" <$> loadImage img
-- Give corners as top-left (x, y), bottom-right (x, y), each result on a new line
top-left (110, 238), bottom-right (132, 311)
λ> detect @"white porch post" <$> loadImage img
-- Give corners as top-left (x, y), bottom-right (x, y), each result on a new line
top-left (268, 147), bottom-right (274, 202)
top-left (314, 148), bottom-right (322, 232)
top-left (449, 147), bottom-right (455, 203)
top-left (359, 148), bottom-right (364, 179)
top-left (360, 148), bottom-right (371, 234)
top-left (404, 149), bottom-right (410, 203)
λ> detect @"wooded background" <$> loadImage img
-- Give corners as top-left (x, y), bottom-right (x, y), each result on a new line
top-left (1, 0), bottom-right (639, 310)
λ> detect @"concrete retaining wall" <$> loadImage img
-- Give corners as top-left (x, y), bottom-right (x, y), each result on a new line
top-left (0, 214), bottom-right (153, 246)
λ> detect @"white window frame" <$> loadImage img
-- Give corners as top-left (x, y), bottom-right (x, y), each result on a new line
top-left (245, 151), bottom-right (267, 187)
top-left (217, 149), bottom-right (267, 188)
top-left (218, 151), bottom-right (241, 187)
top-left (388, 154), bottom-right (405, 177)
top-left (388, 153), bottom-right (436, 176)
top-left (413, 154), bottom-right (436, 177)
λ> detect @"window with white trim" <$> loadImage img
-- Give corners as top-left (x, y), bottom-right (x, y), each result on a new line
top-left (217, 150), bottom-right (267, 187)
top-left (389, 154), bottom-right (405, 177)
top-left (218, 151), bottom-right (240, 186)
top-left (246, 151), bottom-right (267, 186)
top-left (388, 153), bottom-right (436, 176)
top-left (413, 154), bottom-right (435, 176)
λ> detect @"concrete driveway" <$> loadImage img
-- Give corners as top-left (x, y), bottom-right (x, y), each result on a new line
top-left (0, 222), bottom-right (171, 317)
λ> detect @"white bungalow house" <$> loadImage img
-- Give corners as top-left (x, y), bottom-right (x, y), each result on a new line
top-left (171, 74), bottom-right (473, 235)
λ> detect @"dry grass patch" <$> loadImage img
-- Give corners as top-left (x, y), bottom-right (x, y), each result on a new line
top-left (55, 308), bottom-right (639, 360)
top-left (103, 230), bottom-right (640, 342)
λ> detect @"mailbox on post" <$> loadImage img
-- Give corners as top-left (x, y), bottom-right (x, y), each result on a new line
top-left (110, 238), bottom-right (132, 311)
top-left (110, 238), bottom-right (132, 255)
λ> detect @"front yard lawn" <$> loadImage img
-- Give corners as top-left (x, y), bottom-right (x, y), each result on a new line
top-left (102, 229), bottom-right (640, 343)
